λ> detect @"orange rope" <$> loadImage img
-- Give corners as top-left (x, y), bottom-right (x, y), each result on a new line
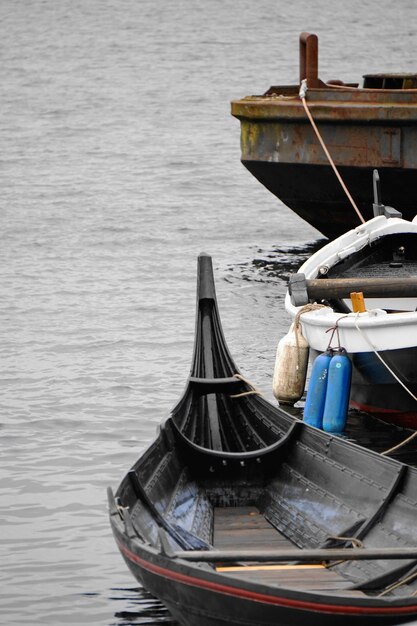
top-left (299, 80), bottom-right (366, 225)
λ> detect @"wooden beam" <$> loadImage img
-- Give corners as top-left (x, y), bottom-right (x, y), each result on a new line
top-left (307, 277), bottom-right (417, 300)
top-left (289, 272), bottom-right (417, 305)
top-left (173, 547), bottom-right (417, 562)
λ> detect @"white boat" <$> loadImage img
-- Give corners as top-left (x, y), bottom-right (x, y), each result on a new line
top-left (285, 199), bottom-right (417, 429)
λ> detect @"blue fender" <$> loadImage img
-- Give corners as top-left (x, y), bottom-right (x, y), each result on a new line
top-left (303, 350), bottom-right (333, 428)
top-left (322, 349), bottom-right (352, 433)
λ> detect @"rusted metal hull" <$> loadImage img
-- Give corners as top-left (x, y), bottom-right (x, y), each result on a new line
top-left (243, 160), bottom-right (417, 239)
top-left (231, 33), bottom-right (417, 239)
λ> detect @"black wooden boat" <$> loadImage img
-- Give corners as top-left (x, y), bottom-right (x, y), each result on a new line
top-left (109, 253), bottom-right (417, 626)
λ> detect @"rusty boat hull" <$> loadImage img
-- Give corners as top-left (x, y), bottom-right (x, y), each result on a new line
top-left (231, 33), bottom-right (417, 239)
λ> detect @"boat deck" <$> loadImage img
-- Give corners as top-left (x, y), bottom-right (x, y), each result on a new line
top-left (213, 507), bottom-right (365, 595)
top-left (332, 260), bottom-right (417, 280)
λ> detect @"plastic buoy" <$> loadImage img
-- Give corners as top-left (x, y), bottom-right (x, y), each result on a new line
top-left (272, 322), bottom-right (309, 405)
top-left (322, 348), bottom-right (352, 433)
top-left (303, 350), bottom-right (333, 428)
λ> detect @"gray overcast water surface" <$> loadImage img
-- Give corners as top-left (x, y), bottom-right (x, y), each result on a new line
top-left (1, 1), bottom-right (417, 624)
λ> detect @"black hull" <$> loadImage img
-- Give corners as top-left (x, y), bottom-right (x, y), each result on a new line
top-left (113, 532), bottom-right (417, 626)
top-left (243, 161), bottom-right (417, 239)
top-left (352, 348), bottom-right (417, 429)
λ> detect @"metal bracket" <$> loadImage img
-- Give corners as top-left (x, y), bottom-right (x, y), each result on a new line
top-left (288, 273), bottom-right (309, 306)
top-left (372, 169), bottom-right (402, 219)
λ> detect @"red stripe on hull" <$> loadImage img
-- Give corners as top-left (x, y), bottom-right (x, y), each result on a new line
top-left (118, 540), bottom-right (417, 617)
top-left (350, 400), bottom-right (417, 429)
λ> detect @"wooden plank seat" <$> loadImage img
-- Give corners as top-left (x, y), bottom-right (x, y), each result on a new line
top-left (212, 507), bottom-right (366, 596)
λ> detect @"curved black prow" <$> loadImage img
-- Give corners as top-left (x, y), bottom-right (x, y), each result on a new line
top-left (169, 254), bottom-right (294, 455)
top-left (190, 253), bottom-right (239, 382)
top-left (177, 254), bottom-right (243, 451)
top-left (197, 252), bottom-right (217, 302)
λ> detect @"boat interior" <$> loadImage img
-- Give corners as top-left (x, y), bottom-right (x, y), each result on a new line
top-left (314, 232), bottom-right (417, 314)
top-left (327, 233), bottom-right (417, 280)
top-left (114, 254), bottom-right (417, 602)
top-left (120, 403), bottom-right (417, 599)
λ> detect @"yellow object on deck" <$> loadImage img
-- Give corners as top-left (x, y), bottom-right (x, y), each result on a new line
top-left (216, 564), bottom-right (325, 572)
top-left (350, 291), bottom-right (366, 313)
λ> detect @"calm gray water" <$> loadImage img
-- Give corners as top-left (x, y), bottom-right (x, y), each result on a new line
top-left (2, 1), bottom-right (417, 624)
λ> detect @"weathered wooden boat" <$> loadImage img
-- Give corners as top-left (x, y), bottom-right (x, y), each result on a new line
top-left (285, 179), bottom-right (417, 428)
top-left (231, 32), bottom-right (417, 239)
top-left (109, 252), bottom-right (417, 626)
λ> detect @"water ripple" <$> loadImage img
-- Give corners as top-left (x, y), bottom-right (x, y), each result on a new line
top-left (2, 0), bottom-right (417, 624)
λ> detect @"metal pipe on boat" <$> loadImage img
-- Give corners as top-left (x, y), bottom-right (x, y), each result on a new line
top-left (299, 32), bottom-right (320, 88)
top-left (309, 277), bottom-right (417, 299)
top-left (289, 274), bottom-right (417, 306)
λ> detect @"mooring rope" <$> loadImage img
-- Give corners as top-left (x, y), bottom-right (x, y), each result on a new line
top-left (299, 79), bottom-right (366, 225)
top-left (232, 307), bottom-right (325, 400)
top-left (298, 81), bottom-right (417, 452)
top-left (230, 373), bottom-right (263, 398)
top-left (377, 568), bottom-right (417, 597)
top-left (326, 535), bottom-right (364, 549)
top-left (353, 314), bottom-right (417, 455)
top-left (294, 303), bottom-right (328, 363)
top-left (294, 302), bottom-right (328, 328)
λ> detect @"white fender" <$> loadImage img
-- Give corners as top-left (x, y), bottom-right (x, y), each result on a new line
top-left (272, 322), bottom-right (309, 405)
